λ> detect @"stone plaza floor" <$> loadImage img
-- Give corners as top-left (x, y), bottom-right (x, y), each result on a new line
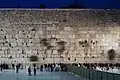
top-left (0, 69), bottom-right (83, 80)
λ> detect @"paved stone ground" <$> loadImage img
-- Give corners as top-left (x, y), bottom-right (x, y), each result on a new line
top-left (0, 69), bottom-right (83, 80)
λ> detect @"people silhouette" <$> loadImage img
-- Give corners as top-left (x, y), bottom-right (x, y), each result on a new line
top-left (28, 66), bottom-right (31, 76)
top-left (33, 67), bottom-right (36, 76)
top-left (16, 64), bottom-right (19, 73)
top-left (40, 64), bottom-right (43, 72)
top-left (12, 64), bottom-right (15, 70)
top-left (0, 64), bottom-right (3, 71)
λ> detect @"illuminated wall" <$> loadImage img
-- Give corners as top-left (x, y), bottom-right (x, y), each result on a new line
top-left (0, 9), bottom-right (120, 64)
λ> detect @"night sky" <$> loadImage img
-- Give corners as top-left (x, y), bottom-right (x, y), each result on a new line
top-left (0, 0), bottom-right (119, 8)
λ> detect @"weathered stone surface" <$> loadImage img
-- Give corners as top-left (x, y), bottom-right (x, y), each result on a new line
top-left (0, 9), bottom-right (120, 63)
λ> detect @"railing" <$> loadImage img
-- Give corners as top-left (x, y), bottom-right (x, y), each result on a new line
top-left (67, 65), bottom-right (120, 80)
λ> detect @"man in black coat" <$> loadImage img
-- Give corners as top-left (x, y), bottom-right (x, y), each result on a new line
top-left (40, 64), bottom-right (43, 72)
top-left (16, 64), bottom-right (19, 73)
top-left (28, 66), bottom-right (31, 76)
top-left (0, 64), bottom-right (3, 71)
top-left (33, 67), bottom-right (36, 76)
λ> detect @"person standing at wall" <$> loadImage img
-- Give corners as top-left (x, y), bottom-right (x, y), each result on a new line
top-left (0, 64), bottom-right (3, 71)
top-left (28, 66), bottom-right (31, 76)
top-left (40, 64), bottom-right (43, 72)
top-left (12, 64), bottom-right (15, 70)
top-left (33, 67), bottom-right (36, 76)
top-left (44, 64), bottom-right (47, 71)
top-left (50, 64), bottom-right (53, 72)
top-left (16, 64), bottom-right (19, 73)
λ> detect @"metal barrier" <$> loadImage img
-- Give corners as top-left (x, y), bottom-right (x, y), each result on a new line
top-left (68, 65), bottom-right (120, 80)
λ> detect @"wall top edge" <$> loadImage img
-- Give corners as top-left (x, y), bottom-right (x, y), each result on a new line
top-left (0, 8), bottom-right (117, 11)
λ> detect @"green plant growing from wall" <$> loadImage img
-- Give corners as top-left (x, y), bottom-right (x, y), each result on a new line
top-left (40, 38), bottom-right (49, 46)
top-left (57, 41), bottom-right (67, 58)
top-left (47, 45), bottom-right (53, 50)
top-left (40, 38), bottom-right (55, 58)
top-left (40, 38), bottom-right (49, 58)
top-left (108, 49), bottom-right (116, 60)
top-left (29, 55), bottom-right (39, 62)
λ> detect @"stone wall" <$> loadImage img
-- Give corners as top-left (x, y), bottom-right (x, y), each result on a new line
top-left (0, 9), bottom-right (120, 64)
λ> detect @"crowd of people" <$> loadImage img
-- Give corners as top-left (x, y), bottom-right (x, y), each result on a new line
top-left (0, 63), bottom-right (68, 76)
top-left (27, 63), bottom-right (64, 76)
top-left (0, 63), bottom-right (21, 73)
top-left (73, 63), bottom-right (120, 74)
top-left (1, 63), bottom-right (120, 75)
